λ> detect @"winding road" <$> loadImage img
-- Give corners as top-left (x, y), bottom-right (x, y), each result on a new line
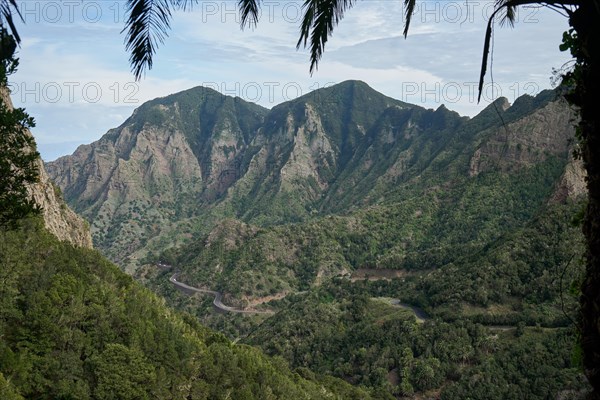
top-left (163, 265), bottom-right (518, 328)
top-left (389, 299), bottom-right (430, 323)
top-left (169, 273), bottom-right (274, 315)
top-left (386, 299), bottom-right (517, 330)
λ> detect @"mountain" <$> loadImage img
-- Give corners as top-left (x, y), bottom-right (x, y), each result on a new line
top-left (44, 81), bottom-right (588, 399)
top-left (47, 81), bottom-right (582, 277)
top-left (1, 88), bottom-right (374, 400)
top-left (131, 85), bottom-right (585, 321)
top-left (220, 80), bottom-right (419, 220)
top-left (47, 87), bottom-right (266, 267)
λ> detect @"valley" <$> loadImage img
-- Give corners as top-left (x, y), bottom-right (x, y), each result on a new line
top-left (40, 81), bottom-right (590, 398)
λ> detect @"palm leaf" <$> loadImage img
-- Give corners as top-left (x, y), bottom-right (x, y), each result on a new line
top-left (478, 0), bottom-right (532, 102)
top-left (124, 0), bottom-right (174, 80)
top-left (403, 0), bottom-right (416, 38)
top-left (0, 0), bottom-right (23, 44)
top-left (296, 0), bottom-right (418, 73)
top-left (240, 0), bottom-right (261, 29)
top-left (297, 0), bottom-right (355, 74)
top-left (478, 13), bottom-right (495, 103)
top-left (496, 0), bottom-right (517, 26)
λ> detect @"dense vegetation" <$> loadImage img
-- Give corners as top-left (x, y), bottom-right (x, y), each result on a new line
top-left (136, 133), bottom-right (587, 398)
top-left (0, 219), bottom-right (376, 399)
top-left (46, 80), bottom-right (587, 397)
top-left (245, 283), bottom-right (587, 399)
top-left (0, 30), bottom-right (40, 227)
top-left (139, 198), bottom-right (587, 399)
top-left (150, 152), bottom-right (574, 309)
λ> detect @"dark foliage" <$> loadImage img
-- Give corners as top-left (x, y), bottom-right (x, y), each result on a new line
top-left (0, 29), bottom-right (39, 228)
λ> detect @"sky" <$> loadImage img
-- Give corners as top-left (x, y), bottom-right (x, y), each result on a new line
top-left (7, 0), bottom-right (573, 161)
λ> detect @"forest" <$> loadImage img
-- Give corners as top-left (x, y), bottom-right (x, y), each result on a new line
top-left (0, 218), bottom-right (374, 399)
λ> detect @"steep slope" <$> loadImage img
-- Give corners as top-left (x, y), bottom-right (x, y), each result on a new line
top-left (1, 87), bottom-right (91, 248)
top-left (28, 159), bottom-right (92, 248)
top-left (48, 82), bottom-right (582, 278)
top-left (47, 87), bottom-right (267, 266)
top-left (0, 218), bottom-right (375, 400)
top-left (221, 80), bottom-right (419, 222)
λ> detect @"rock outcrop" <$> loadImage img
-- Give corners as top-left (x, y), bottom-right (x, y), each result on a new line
top-left (29, 157), bottom-right (93, 248)
top-left (2, 87), bottom-right (92, 248)
top-left (469, 97), bottom-right (576, 177)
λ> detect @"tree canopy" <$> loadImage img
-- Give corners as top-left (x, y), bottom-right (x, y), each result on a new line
top-left (0, 28), bottom-right (39, 227)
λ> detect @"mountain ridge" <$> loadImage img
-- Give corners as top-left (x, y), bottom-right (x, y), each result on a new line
top-left (46, 81), bottom-right (583, 273)
top-left (40, 80), bottom-right (590, 400)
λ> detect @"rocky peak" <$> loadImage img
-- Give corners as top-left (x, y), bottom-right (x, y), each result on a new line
top-left (469, 94), bottom-right (576, 177)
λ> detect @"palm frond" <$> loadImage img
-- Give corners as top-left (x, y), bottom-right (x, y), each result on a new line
top-left (0, 0), bottom-right (24, 44)
top-left (297, 0), bottom-right (355, 74)
top-left (478, 0), bottom-right (522, 102)
top-left (172, 0), bottom-right (197, 11)
top-left (403, 0), bottom-right (417, 38)
top-left (478, 13), bottom-right (495, 103)
top-left (240, 0), bottom-right (261, 29)
top-left (124, 0), bottom-right (174, 80)
top-left (496, 0), bottom-right (516, 26)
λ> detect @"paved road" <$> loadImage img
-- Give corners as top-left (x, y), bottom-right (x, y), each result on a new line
top-left (389, 299), bottom-right (430, 323)
top-left (169, 274), bottom-right (274, 315)
top-left (164, 266), bottom-right (523, 327)
top-left (387, 299), bottom-right (517, 330)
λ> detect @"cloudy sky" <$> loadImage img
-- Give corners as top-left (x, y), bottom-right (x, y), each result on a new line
top-left (7, 0), bottom-right (572, 161)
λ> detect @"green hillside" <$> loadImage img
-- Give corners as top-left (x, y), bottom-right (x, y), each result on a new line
top-left (0, 218), bottom-right (375, 400)
top-left (245, 281), bottom-right (586, 399)
top-left (149, 150), bottom-right (573, 308)
top-left (46, 81), bottom-right (588, 398)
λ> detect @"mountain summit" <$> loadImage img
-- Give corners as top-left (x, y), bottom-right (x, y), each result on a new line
top-left (46, 81), bottom-right (581, 271)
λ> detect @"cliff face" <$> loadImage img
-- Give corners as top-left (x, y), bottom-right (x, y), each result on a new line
top-left (1, 87), bottom-right (92, 248)
top-left (551, 157), bottom-right (587, 203)
top-left (468, 97), bottom-right (577, 177)
top-left (28, 157), bottom-right (93, 248)
top-left (46, 82), bottom-right (584, 270)
top-left (47, 87), bottom-right (267, 266)
top-left (46, 125), bottom-right (204, 258)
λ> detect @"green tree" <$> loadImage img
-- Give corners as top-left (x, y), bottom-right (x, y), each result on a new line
top-left (91, 343), bottom-right (156, 400)
top-left (0, 372), bottom-right (23, 400)
top-left (0, 28), bottom-right (39, 227)
top-left (411, 358), bottom-right (439, 391)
